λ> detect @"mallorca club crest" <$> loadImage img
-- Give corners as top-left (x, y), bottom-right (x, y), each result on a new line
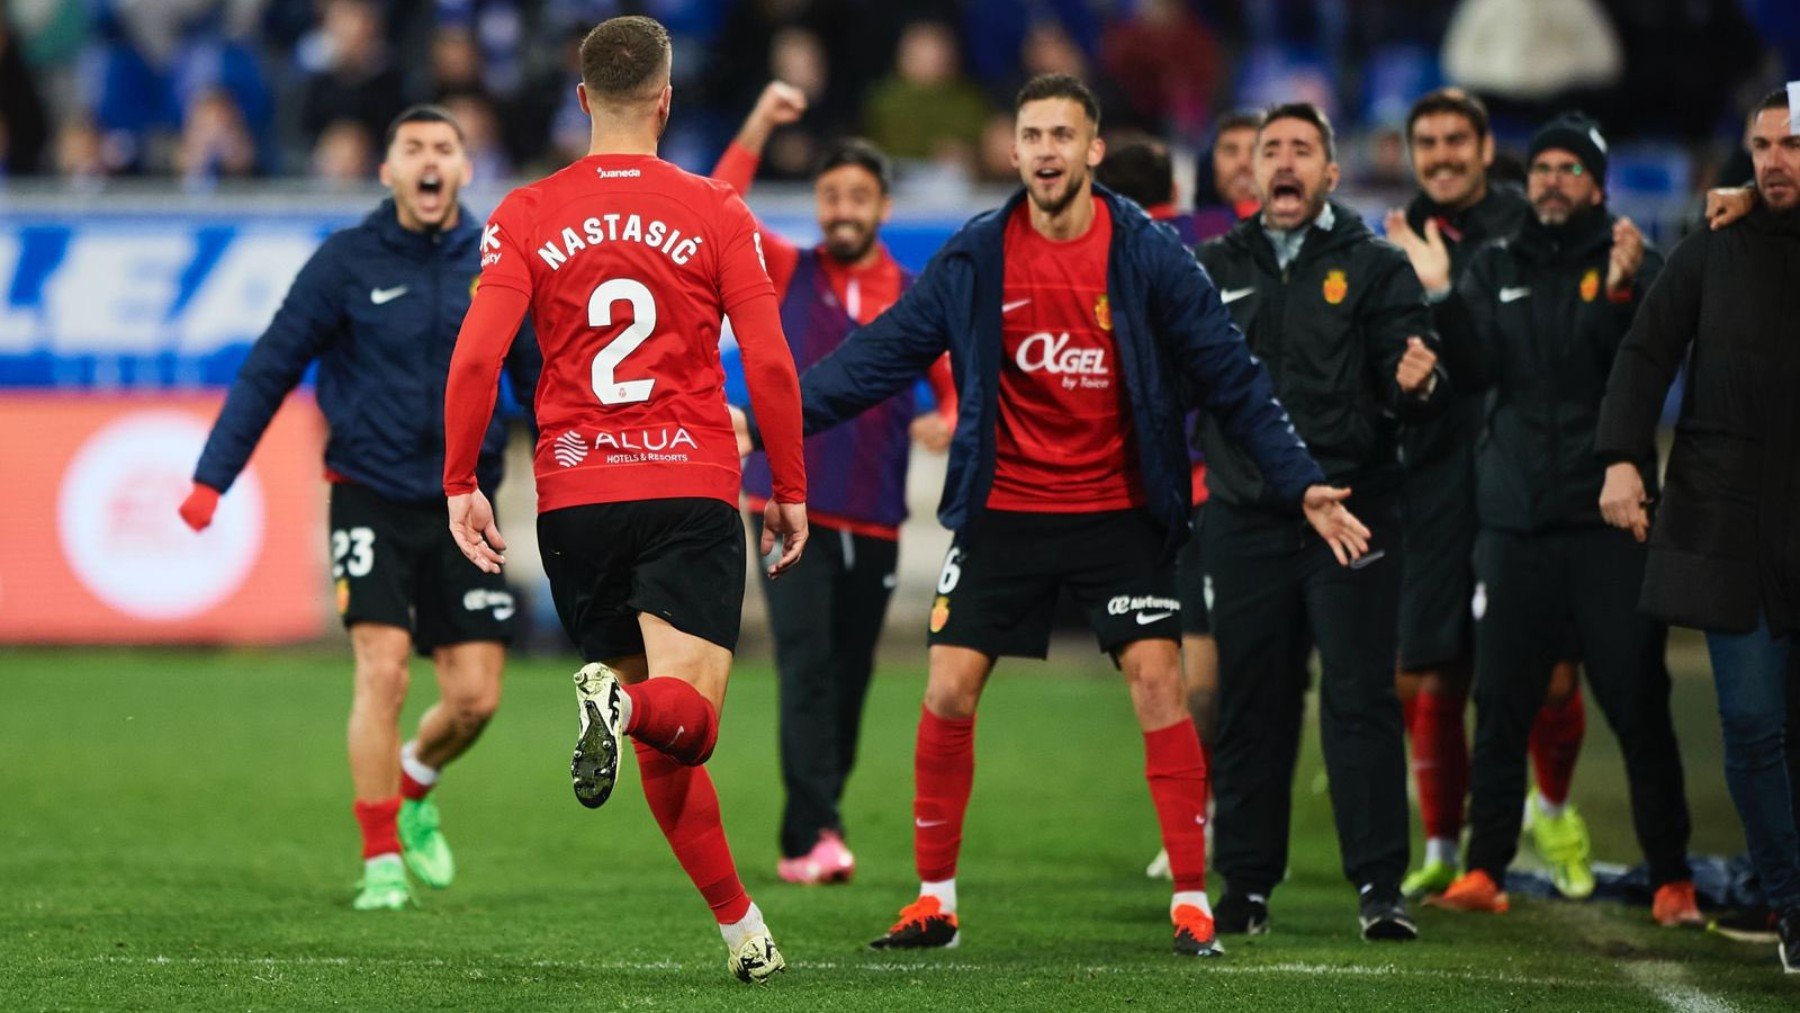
top-left (930, 595), bottom-right (951, 633)
top-left (1322, 268), bottom-right (1349, 305)
top-left (1094, 294), bottom-right (1112, 331)
top-left (1580, 268), bottom-right (1601, 303)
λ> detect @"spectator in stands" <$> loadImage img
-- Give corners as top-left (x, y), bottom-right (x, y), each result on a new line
top-left (310, 117), bottom-right (375, 187)
top-left (438, 92), bottom-right (509, 181)
top-left (758, 26), bottom-right (833, 181)
top-left (54, 116), bottom-right (109, 183)
top-left (298, 0), bottom-right (405, 147)
top-left (176, 87), bottom-right (257, 185)
top-left (862, 21), bottom-right (990, 170)
top-left (430, 27), bottom-right (486, 100)
top-left (0, 13), bottom-right (48, 174)
top-left (1099, 0), bottom-right (1221, 141)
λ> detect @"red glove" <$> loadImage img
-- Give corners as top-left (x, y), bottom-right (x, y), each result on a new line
top-left (179, 483), bottom-right (221, 532)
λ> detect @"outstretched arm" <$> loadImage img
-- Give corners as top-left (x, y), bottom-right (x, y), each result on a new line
top-left (184, 246), bottom-right (342, 530)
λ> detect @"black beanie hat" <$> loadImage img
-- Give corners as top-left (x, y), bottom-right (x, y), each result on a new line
top-left (1528, 112), bottom-right (1609, 185)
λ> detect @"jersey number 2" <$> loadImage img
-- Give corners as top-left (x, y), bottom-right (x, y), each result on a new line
top-left (589, 278), bottom-right (656, 405)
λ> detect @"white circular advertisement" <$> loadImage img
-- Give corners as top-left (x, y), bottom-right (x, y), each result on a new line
top-left (57, 411), bottom-right (265, 620)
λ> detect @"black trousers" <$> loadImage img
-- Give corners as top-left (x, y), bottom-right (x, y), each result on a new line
top-left (1466, 526), bottom-right (1692, 886)
top-left (1208, 494), bottom-right (1410, 896)
top-left (754, 520), bottom-right (898, 858)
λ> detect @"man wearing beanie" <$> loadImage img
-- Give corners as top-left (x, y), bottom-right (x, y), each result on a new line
top-left (1408, 111), bottom-right (1701, 924)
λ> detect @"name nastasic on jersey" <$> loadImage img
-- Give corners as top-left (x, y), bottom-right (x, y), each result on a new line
top-left (534, 211), bottom-right (705, 272)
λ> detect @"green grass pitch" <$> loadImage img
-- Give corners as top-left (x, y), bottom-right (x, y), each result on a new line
top-left (2, 638), bottom-right (1795, 1010)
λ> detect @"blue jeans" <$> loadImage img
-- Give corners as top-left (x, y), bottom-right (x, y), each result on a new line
top-left (1706, 615), bottom-right (1799, 911)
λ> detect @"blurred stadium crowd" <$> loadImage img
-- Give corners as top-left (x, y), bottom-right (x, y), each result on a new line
top-left (1, 0), bottom-right (1796, 202)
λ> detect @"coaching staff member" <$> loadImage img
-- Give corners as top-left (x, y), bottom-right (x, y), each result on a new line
top-left (181, 106), bottom-right (538, 910)
top-left (1417, 113), bottom-right (1699, 926)
top-left (1199, 102), bottom-right (1446, 941)
top-left (1595, 88), bottom-right (1800, 973)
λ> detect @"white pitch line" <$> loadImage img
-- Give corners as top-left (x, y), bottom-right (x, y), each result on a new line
top-left (75, 954), bottom-right (1601, 989)
top-left (1622, 961), bottom-right (1740, 1013)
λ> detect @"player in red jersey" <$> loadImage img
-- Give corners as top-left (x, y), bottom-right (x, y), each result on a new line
top-left (440, 16), bottom-right (807, 984)
top-left (737, 75), bottom-right (1368, 958)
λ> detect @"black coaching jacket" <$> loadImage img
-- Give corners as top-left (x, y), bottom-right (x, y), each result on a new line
top-left (1196, 200), bottom-right (1448, 511)
top-left (1596, 203), bottom-right (1800, 635)
top-left (1437, 206), bottom-right (1663, 534)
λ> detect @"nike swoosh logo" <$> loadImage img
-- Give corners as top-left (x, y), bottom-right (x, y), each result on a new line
top-left (1348, 548), bottom-right (1388, 570)
top-left (1136, 611), bottom-right (1175, 625)
top-left (1002, 298), bottom-right (1031, 314)
top-left (1220, 287), bottom-right (1255, 304)
top-left (1499, 286), bottom-right (1531, 303)
top-left (915, 818), bottom-right (947, 828)
top-left (371, 286), bottom-right (409, 305)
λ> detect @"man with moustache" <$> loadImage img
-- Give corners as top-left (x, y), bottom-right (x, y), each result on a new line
top-left (1596, 88), bottom-right (1800, 972)
top-left (1384, 88), bottom-right (1592, 902)
top-left (710, 81), bottom-right (955, 885)
top-left (1413, 112), bottom-right (1700, 928)
top-left (181, 106), bottom-right (539, 910)
top-left (1193, 110), bottom-right (1265, 240)
top-left (1198, 102), bottom-right (1446, 941)
top-left (737, 74), bottom-right (1373, 957)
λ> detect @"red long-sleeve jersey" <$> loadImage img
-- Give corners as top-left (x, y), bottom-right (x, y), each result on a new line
top-left (444, 152), bottom-right (806, 513)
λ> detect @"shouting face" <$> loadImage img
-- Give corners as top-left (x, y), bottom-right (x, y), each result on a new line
top-left (380, 120), bottom-right (472, 232)
top-left (1012, 97), bottom-right (1104, 218)
top-left (1254, 116), bottom-right (1338, 231)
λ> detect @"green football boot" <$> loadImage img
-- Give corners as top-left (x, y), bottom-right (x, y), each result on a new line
top-left (1402, 858), bottom-right (1461, 899)
top-left (398, 797), bottom-right (455, 889)
top-left (352, 854), bottom-right (414, 911)
top-left (1526, 801), bottom-right (1595, 900)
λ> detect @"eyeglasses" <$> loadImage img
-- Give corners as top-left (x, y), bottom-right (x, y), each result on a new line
top-left (1528, 162), bottom-right (1585, 179)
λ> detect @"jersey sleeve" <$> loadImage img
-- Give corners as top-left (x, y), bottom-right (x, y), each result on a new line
top-left (710, 144), bottom-right (800, 294)
top-left (444, 282), bottom-right (531, 496)
top-left (477, 189), bottom-right (536, 295)
top-left (717, 193), bottom-right (806, 502)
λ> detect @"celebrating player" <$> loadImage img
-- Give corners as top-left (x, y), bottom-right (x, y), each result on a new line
top-left (739, 74), bottom-right (1368, 958)
top-left (712, 81), bottom-right (956, 884)
top-left (1383, 88), bottom-right (1591, 900)
top-left (182, 105), bottom-right (538, 911)
top-left (440, 16), bottom-right (807, 984)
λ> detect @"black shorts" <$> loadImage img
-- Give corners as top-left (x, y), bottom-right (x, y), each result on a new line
top-left (1175, 504), bottom-right (1211, 636)
top-left (927, 508), bottom-right (1181, 659)
top-left (538, 497), bottom-right (745, 661)
top-left (1399, 448), bottom-right (1479, 671)
top-left (329, 482), bottom-right (515, 655)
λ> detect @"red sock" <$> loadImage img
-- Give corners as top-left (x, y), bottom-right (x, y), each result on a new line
top-left (1529, 686), bottom-right (1585, 807)
top-left (1145, 718), bottom-right (1209, 893)
top-left (1411, 687), bottom-right (1470, 841)
top-left (353, 796), bottom-right (401, 859)
top-left (635, 740), bottom-right (750, 924)
top-left (400, 772), bottom-right (432, 801)
top-left (624, 678), bottom-right (719, 765)
top-left (914, 707), bottom-right (976, 883)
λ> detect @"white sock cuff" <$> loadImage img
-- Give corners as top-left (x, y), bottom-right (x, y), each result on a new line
top-left (400, 741), bottom-right (440, 787)
top-left (920, 878), bottom-right (957, 913)
top-left (1171, 891), bottom-right (1212, 916)
top-left (1426, 837), bottom-right (1459, 866)
top-left (1534, 792), bottom-right (1566, 820)
top-left (719, 902), bottom-right (766, 950)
